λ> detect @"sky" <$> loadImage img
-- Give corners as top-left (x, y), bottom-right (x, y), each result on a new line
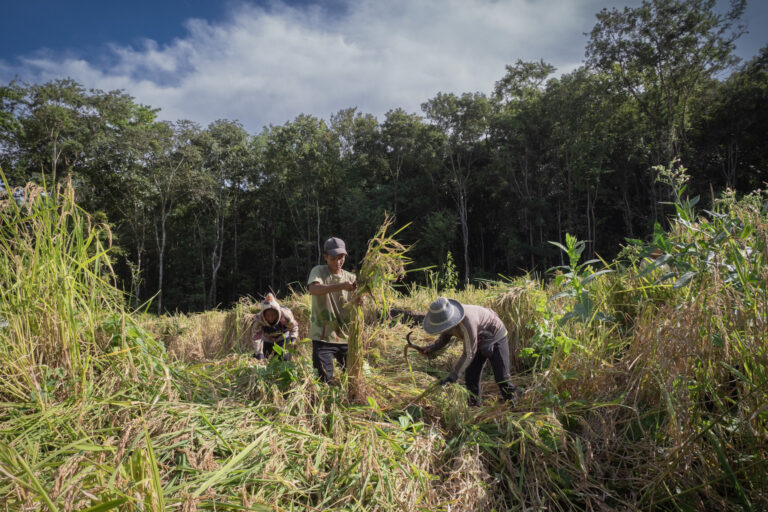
top-left (1, 0), bottom-right (766, 133)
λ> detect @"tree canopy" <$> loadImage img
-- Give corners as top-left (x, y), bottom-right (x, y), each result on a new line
top-left (1, 0), bottom-right (766, 312)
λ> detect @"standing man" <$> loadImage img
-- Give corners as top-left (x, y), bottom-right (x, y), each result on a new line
top-left (308, 237), bottom-right (357, 383)
top-left (417, 297), bottom-right (516, 405)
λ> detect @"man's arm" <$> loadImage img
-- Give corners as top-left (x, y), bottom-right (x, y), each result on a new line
top-left (308, 281), bottom-right (356, 295)
top-left (251, 319), bottom-right (264, 356)
top-left (448, 323), bottom-right (477, 382)
top-left (283, 308), bottom-right (299, 340)
top-left (420, 332), bottom-right (452, 356)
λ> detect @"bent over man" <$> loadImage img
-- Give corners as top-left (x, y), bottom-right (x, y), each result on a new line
top-left (252, 293), bottom-right (299, 361)
top-left (418, 297), bottom-right (515, 405)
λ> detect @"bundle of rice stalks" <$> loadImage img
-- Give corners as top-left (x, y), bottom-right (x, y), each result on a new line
top-left (491, 279), bottom-right (546, 372)
top-left (221, 297), bottom-right (261, 355)
top-left (348, 215), bottom-right (411, 401)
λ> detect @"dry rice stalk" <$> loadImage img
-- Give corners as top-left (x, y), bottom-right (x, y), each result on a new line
top-left (492, 280), bottom-right (545, 371)
top-left (348, 214), bottom-right (411, 401)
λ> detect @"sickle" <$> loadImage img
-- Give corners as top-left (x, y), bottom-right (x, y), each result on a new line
top-left (403, 331), bottom-right (429, 360)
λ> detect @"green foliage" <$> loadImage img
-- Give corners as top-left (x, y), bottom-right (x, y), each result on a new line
top-left (418, 209), bottom-right (458, 265)
top-left (1, 172), bottom-right (768, 510)
top-left (438, 251), bottom-right (458, 291)
top-left (0, 0), bottom-right (764, 321)
top-left (548, 233), bottom-right (614, 325)
top-left (520, 319), bottom-right (576, 369)
top-left (2, 6), bottom-right (768, 504)
top-left (628, 161), bottom-right (768, 306)
top-left (586, 0), bottom-right (746, 161)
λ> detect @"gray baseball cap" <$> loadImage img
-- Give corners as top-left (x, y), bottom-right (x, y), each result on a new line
top-left (323, 237), bottom-right (347, 256)
top-left (423, 297), bottom-right (465, 334)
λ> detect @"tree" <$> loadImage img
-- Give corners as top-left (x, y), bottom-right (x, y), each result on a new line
top-left (147, 120), bottom-right (202, 313)
top-left (194, 120), bottom-right (251, 307)
top-left (422, 92), bottom-right (491, 285)
top-left (689, 45), bottom-right (768, 192)
top-left (381, 109), bottom-right (423, 219)
top-left (586, 0), bottom-right (746, 164)
top-left (490, 61), bottom-right (556, 270)
top-left (94, 102), bottom-right (162, 305)
top-left (544, 68), bottom-right (622, 255)
top-left (331, 108), bottom-right (388, 251)
top-left (258, 115), bottom-right (341, 285)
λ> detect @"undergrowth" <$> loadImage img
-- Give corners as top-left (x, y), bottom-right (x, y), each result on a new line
top-left (1, 168), bottom-right (767, 511)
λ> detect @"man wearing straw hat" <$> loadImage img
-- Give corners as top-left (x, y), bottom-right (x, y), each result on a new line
top-left (307, 237), bottom-right (357, 383)
top-left (416, 297), bottom-right (515, 405)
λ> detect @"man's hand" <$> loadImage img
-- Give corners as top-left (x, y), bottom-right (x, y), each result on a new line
top-left (439, 375), bottom-right (457, 386)
top-left (341, 280), bottom-right (357, 292)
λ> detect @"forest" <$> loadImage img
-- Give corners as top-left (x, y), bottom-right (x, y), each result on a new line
top-left (1, 1), bottom-right (767, 510)
top-left (1, 0), bottom-right (766, 312)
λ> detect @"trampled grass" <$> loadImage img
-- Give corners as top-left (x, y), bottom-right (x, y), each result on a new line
top-left (1, 173), bottom-right (767, 510)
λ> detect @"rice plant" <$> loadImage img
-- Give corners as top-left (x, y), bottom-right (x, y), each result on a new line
top-left (347, 214), bottom-right (411, 401)
top-left (1, 168), bottom-right (767, 510)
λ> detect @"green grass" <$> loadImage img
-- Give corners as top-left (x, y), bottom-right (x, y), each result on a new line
top-left (1, 171), bottom-right (767, 510)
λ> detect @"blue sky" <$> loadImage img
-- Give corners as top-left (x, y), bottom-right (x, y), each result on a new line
top-left (1, 0), bottom-right (765, 132)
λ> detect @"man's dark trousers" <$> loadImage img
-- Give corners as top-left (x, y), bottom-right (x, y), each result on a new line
top-left (464, 336), bottom-right (515, 405)
top-left (312, 340), bottom-right (348, 383)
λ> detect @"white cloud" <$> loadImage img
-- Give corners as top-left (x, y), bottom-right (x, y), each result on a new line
top-left (0, 0), bottom-right (634, 132)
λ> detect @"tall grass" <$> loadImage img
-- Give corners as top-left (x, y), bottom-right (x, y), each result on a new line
top-left (1, 169), bottom-right (767, 510)
top-left (0, 177), bottom-right (161, 405)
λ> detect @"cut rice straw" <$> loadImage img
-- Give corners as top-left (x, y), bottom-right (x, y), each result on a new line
top-left (348, 214), bottom-right (411, 401)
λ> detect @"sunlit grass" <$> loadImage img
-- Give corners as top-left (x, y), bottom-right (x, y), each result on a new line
top-left (1, 170), bottom-right (767, 510)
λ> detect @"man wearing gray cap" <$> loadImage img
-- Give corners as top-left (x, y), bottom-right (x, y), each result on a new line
top-left (416, 297), bottom-right (515, 405)
top-left (307, 237), bottom-right (357, 382)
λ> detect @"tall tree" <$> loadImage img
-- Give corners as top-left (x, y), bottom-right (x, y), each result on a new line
top-left (259, 115), bottom-right (341, 281)
top-left (490, 60), bottom-right (555, 270)
top-left (422, 92), bottom-right (491, 285)
top-left (586, 0), bottom-right (746, 163)
top-left (381, 109), bottom-right (423, 219)
top-left (93, 101), bottom-right (161, 305)
top-left (148, 120), bottom-right (202, 313)
top-left (194, 120), bottom-right (251, 307)
top-left (689, 45), bottom-right (768, 192)
top-left (544, 68), bottom-right (621, 254)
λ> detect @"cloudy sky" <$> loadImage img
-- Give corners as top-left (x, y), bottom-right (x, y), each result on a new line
top-left (2, 0), bottom-right (766, 132)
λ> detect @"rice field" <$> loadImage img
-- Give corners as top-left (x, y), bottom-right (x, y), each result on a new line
top-left (1, 176), bottom-right (767, 510)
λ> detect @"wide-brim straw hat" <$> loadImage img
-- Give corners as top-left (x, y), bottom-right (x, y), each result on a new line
top-left (423, 297), bottom-right (465, 334)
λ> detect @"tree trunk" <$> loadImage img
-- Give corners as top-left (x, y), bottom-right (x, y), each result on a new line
top-left (133, 238), bottom-right (144, 307)
top-left (458, 188), bottom-right (470, 286)
top-left (51, 132), bottom-right (58, 187)
top-left (392, 156), bottom-right (403, 219)
top-left (316, 197), bottom-right (322, 264)
top-left (724, 139), bottom-right (738, 190)
top-left (270, 237), bottom-right (276, 290)
top-left (195, 216), bottom-right (207, 308)
top-left (209, 200), bottom-right (225, 307)
top-left (155, 210), bottom-right (166, 314)
top-left (233, 190), bottom-right (239, 276)
top-left (586, 180), bottom-right (592, 256)
top-left (557, 201), bottom-right (564, 267)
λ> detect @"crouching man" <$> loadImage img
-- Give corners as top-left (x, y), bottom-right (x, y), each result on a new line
top-left (417, 297), bottom-right (515, 406)
top-left (252, 293), bottom-right (299, 361)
